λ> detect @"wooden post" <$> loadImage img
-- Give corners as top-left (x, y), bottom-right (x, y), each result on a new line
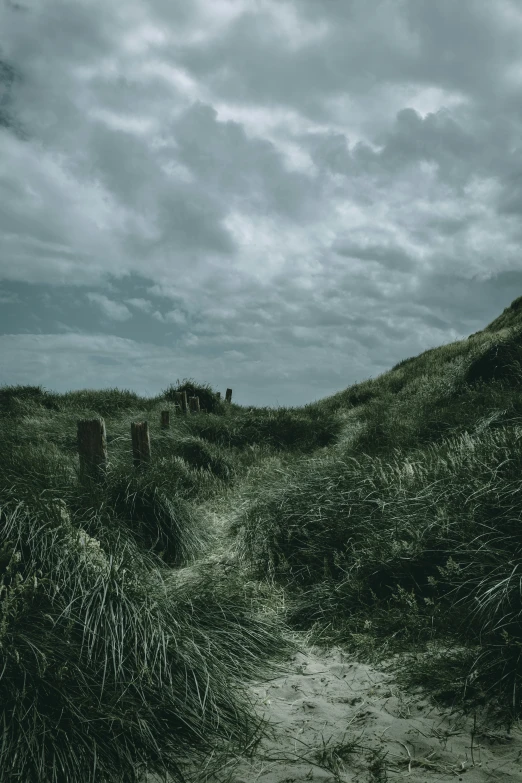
top-left (77, 418), bottom-right (108, 482)
top-left (161, 410), bottom-right (170, 429)
top-left (131, 421), bottom-right (151, 469)
top-left (181, 391), bottom-right (188, 414)
top-left (189, 396), bottom-right (200, 413)
top-left (225, 388), bottom-right (232, 403)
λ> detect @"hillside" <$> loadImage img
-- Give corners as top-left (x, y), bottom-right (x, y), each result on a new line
top-left (2, 296), bottom-right (522, 782)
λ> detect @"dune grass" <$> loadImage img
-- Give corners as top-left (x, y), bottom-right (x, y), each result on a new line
top-left (229, 310), bottom-right (522, 728)
top-left (2, 296), bottom-right (522, 779)
top-left (0, 379), bottom-right (336, 782)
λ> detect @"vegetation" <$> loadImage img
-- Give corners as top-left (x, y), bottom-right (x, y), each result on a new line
top-left (2, 295), bottom-right (522, 780)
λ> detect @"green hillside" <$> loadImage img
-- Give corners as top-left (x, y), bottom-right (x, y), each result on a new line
top-left (2, 296), bottom-right (522, 781)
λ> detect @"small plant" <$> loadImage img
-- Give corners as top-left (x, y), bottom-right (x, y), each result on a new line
top-left (366, 746), bottom-right (388, 782)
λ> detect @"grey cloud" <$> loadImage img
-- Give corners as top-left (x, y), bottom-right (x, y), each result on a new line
top-left (1, 0), bottom-right (522, 406)
top-left (0, 289), bottom-right (21, 304)
top-left (303, 130), bottom-right (352, 175)
top-left (153, 309), bottom-right (187, 325)
top-left (401, 0), bottom-right (522, 100)
top-left (174, 1), bottom-right (421, 121)
top-left (86, 293), bottom-right (133, 322)
top-left (86, 123), bottom-right (160, 211)
top-left (169, 101), bottom-right (322, 221)
top-left (302, 106), bottom-right (481, 194)
top-left (495, 151), bottom-right (522, 216)
top-left (421, 214), bottom-right (469, 237)
top-left (124, 298), bottom-right (154, 312)
top-left (332, 238), bottom-right (417, 273)
top-left (376, 108), bottom-right (478, 175)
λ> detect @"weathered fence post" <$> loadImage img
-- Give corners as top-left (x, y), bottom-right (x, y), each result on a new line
top-left (161, 410), bottom-right (170, 429)
top-left (225, 388), bottom-right (232, 403)
top-left (77, 418), bottom-right (108, 482)
top-left (131, 421), bottom-right (151, 469)
top-left (181, 391), bottom-right (188, 414)
top-left (189, 395), bottom-right (200, 413)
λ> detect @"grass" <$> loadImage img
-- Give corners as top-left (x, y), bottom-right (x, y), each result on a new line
top-left (2, 296), bottom-right (522, 780)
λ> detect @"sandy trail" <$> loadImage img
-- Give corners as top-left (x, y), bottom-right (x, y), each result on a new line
top-left (220, 640), bottom-right (522, 783)
top-left (148, 633), bottom-right (522, 782)
top-left (147, 502), bottom-right (522, 782)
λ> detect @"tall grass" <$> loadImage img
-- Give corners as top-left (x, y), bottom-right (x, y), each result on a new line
top-left (0, 385), bottom-right (310, 782)
top-left (3, 298), bottom-right (522, 780)
top-left (228, 312), bottom-right (522, 726)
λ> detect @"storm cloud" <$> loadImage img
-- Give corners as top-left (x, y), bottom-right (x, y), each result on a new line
top-left (1, 0), bottom-right (522, 406)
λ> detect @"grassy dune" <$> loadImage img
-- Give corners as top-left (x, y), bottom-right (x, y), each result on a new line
top-left (2, 296), bottom-right (522, 781)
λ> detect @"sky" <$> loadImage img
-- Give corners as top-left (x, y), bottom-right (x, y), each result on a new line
top-left (1, 0), bottom-right (522, 409)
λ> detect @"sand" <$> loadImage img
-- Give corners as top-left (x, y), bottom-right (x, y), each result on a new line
top-left (147, 634), bottom-right (522, 782)
top-left (234, 641), bottom-right (522, 782)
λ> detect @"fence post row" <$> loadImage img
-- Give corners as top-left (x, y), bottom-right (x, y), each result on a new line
top-left (77, 388), bottom-right (232, 480)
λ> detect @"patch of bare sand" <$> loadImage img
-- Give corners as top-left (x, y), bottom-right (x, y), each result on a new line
top-left (147, 635), bottom-right (522, 782)
top-left (234, 641), bottom-right (522, 782)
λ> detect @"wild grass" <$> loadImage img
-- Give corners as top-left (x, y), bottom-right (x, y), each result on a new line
top-left (2, 296), bottom-right (522, 779)
top-left (229, 309), bottom-right (522, 727)
top-left (0, 383), bottom-right (316, 782)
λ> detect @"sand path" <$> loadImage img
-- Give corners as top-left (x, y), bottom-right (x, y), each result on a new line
top-left (148, 631), bottom-right (522, 782)
top-left (147, 492), bottom-right (522, 782)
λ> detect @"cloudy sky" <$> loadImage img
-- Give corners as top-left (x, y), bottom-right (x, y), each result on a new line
top-left (1, 0), bottom-right (522, 408)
